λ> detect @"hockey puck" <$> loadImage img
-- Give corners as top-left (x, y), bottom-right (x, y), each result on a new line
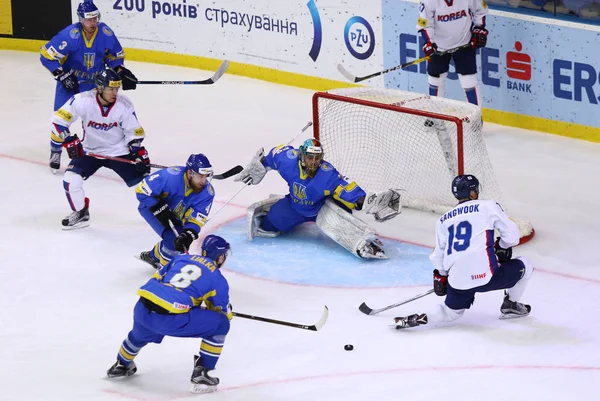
top-left (344, 344), bottom-right (354, 351)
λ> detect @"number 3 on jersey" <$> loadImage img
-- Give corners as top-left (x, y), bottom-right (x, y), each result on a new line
top-left (447, 221), bottom-right (472, 255)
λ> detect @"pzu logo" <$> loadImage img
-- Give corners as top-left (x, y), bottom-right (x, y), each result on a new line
top-left (344, 16), bottom-right (375, 60)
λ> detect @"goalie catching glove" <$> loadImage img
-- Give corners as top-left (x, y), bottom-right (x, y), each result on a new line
top-left (235, 147), bottom-right (270, 185)
top-left (363, 189), bottom-right (402, 222)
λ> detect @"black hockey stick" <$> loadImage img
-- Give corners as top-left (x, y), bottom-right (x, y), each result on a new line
top-left (135, 60), bottom-right (229, 85)
top-left (359, 289), bottom-right (434, 315)
top-left (233, 306), bottom-right (329, 331)
top-left (337, 44), bottom-right (472, 83)
top-left (87, 153), bottom-right (241, 180)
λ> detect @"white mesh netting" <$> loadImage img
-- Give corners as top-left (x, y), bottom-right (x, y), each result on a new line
top-left (313, 87), bottom-right (534, 241)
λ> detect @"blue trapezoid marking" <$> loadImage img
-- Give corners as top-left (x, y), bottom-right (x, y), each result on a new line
top-left (213, 218), bottom-right (432, 287)
top-left (307, 0), bottom-right (322, 62)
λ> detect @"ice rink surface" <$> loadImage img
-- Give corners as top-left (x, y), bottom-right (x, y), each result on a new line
top-left (1, 51), bottom-right (599, 401)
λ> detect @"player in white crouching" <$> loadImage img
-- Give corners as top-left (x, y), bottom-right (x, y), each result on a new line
top-left (50, 68), bottom-right (151, 230)
top-left (418, 0), bottom-right (488, 106)
top-left (393, 174), bottom-right (533, 329)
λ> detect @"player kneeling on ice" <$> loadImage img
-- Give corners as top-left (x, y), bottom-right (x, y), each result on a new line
top-left (393, 174), bottom-right (533, 329)
top-left (235, 139), bottom-right (402, 259)
top-left (107, 235), bottom-right (232, 394)
top-left (135, 154), bottom-right (215, 270)
top-left (52, 67), bottom-right (151, 230)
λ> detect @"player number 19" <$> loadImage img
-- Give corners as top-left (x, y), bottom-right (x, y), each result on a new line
top-left (447, 221), bottom-right (472, 255)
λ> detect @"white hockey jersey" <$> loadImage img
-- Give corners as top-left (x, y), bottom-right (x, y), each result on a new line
top-left (429, 199), bottom-right (520, 290)
top-left (417, 0), bottom-right (488, 52)
top-left (50, 90), bottom-right (145, 157)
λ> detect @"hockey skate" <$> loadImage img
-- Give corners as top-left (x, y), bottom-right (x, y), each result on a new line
top-left (49, 150), bottom-right (61, 174)
top-left (393, 313), bottom-right (428, 330)
top-left (106, 360), bottom-right (137, 378)
top-left (61, 198), bottom-right (90, 230)
top-left (357, 238), bottom-right (387, 259)
top-left (500, 293), bottom-right (531, 319)
top-left (189, 356), bottom-right (219, 394)
top-left (137, 251), bottom-right (162, 270)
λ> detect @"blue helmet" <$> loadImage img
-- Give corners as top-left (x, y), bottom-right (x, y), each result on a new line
top-left (452, 174), bottom-right (480, 200)
top-left (186, 153), bottom-right (213, 176)
top-left (77, 1), bottom-right (100, 19)
top-left (95, 68), bottom-right (121, 89)
top-left (202, 235), bottom-right (231, 263)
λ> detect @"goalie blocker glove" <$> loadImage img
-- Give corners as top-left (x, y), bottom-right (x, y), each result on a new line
top-left (363, 189), bottom-right (402, 222)
top-left (235, 147), bottom-right (269, 185)
top-left (149, 200), bottom-right (178, 229)
top-left (175, 229), bottom-right (199, 252)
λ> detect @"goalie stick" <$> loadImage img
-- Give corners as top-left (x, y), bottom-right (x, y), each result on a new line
top-left (233, 306), bottom-right (329, 331)
top-left (87, 153), bottom-right (242, 179)
top-left (337, 44), bottom-right (472, 83)
top-left (359, 289), bottom-right (435, 315)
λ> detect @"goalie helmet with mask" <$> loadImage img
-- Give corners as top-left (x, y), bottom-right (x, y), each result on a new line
top-left (201, 235), bottom-right (230, 267)
top-left (452, 174), bottom-right (480, 200)
top-left (77, 0), bottom-right (101, 20)
top-left (299, 138), bottom-right (324, 177)
top-left (186, 153), bottom-right (213, 192)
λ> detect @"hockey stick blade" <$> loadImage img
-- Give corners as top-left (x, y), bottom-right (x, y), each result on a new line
top-left (136, 60), bottom-right (230, 85)
top-left (336, 64), bottom-right (360, 83)
top-left (233, 306), bottom-right (329, 331)
top-left (359, 289), bottom-right (435, 316)
top-left (213, 165), bottom-right (243, 180)
top-left (358, 302), bottom-right (374, 315)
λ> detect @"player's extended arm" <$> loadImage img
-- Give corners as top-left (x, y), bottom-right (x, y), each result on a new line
top-left (417, 0), bottom-right (436, 56)
top-left (470, 0), bottom-right (489, 48)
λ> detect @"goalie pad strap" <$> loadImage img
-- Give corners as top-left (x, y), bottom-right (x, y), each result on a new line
top-left (246, 195), bottom-right (284, 241)
top-left (316, 199), bottom-right (384, 259)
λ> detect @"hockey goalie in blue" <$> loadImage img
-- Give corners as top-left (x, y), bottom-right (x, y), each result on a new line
top-left (235, 138), bottom-right (402, 259)
top-left (41, 0), bottom-right (138, 172)
top-left (135, 154), bottom-right (216, 269)
top-left (106, 235), bottom-right (232, 394)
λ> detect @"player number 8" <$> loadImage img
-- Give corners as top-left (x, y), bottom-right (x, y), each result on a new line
top-left (169, 264), bottom-right (202, 288)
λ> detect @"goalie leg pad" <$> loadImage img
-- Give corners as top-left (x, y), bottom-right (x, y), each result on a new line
top-left (247, 195), bottom-right (284, 241)
top-left (317, 199), bottom-right (387, 259)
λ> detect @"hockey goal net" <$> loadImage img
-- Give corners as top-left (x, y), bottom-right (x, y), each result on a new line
top-left (312, 88), bottom-right (534, 244)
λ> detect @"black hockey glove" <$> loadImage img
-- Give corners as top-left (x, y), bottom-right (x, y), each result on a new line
top-left (494, 238), bottom-right (513, 263)
top-left (128, 142), bottom-right (151, 174)
top-left (118, 66), bottom-right (138, 90)
top-left (149, 200), bottom-right (178, 229)
top-left (62, 134), bottom-right (85, 159)
top-left (433, 269), bottom-right (448, 296)
top-left (174, 229), bottom-right (198, 252)
top-left (54, 69), bottom-right (80, 93)
top-left (471, 26), bottom-right (488, 49)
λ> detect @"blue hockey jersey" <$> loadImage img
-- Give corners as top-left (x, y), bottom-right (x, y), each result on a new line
top-left (135, 167), bottom-right (215, 234)
top-left (138, 254), bottom-right (231, 317)
top-left (40, 22), bottom-right (125, 82)
top-left (263, 145), bottom-right (367, 216)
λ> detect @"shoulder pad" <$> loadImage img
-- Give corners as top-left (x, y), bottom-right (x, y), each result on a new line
top-left (286, 149), bottom-right (298, 159)
top-left (69, 27), bottom-right (80, 40)
top-left (101, 24), bottom-right (114, 36)
top-left (320, 161), bottom-right (334, 172)
top-left (167, 166), bottom-right (181, 175)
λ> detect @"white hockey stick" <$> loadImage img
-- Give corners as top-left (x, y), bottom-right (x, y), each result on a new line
top-left (358, 289), bottom-right (435, 315)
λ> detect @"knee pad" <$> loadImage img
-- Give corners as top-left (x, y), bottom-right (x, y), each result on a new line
top-left (515, 256), bottom-right (534, 280)
top-left (428, 73), bottom-right (448, 97)
top-left (458, 73), bottom-right (478, 89)
top-left (63, 171), bottom-right (86, 211)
